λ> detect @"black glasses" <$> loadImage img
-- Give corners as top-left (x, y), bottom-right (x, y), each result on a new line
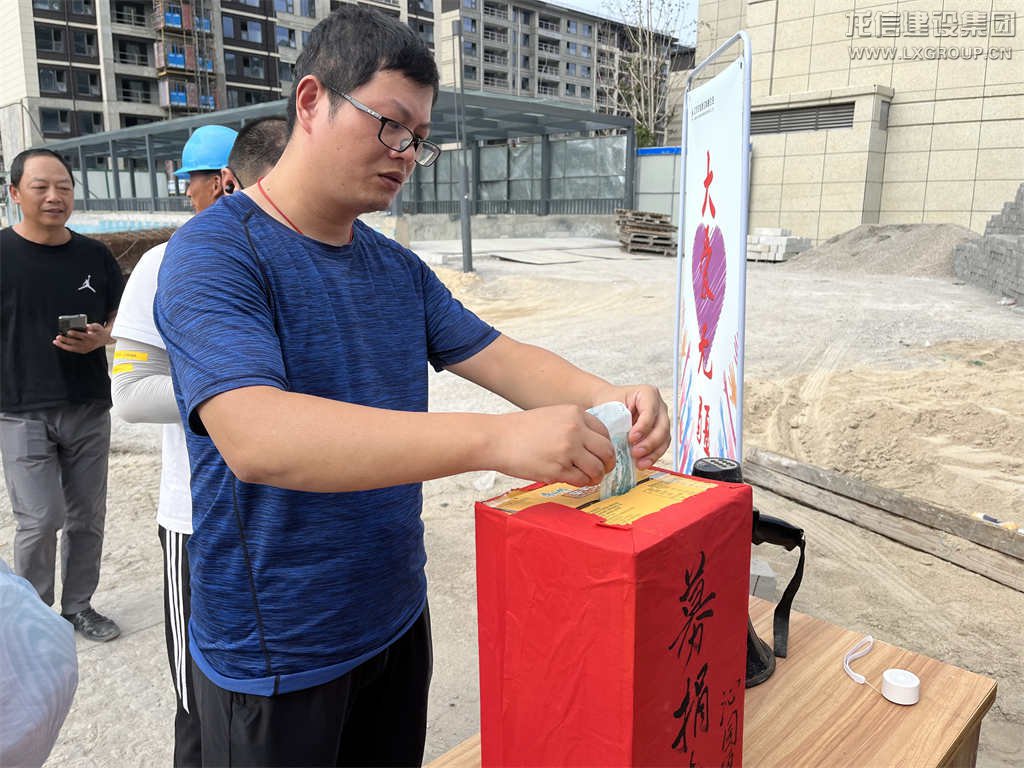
top-left (323, 84), bottom-right (441, 167)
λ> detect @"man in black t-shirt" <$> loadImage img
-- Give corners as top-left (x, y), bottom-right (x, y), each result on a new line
top-left (0, 148), bottom-right (124, 642)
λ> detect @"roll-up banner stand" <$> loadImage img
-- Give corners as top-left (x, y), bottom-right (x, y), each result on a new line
top-left (673, 32), bottom-right (752, 474)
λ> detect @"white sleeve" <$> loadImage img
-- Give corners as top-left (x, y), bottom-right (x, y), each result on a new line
top-left (111, 339), bottom-right (181, 424)
top-left (111, 242), bottom-right (166, 349)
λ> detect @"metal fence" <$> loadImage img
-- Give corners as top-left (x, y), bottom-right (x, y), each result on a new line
top-left (75, 197), bottom-right (193, 212)
top-left (402, 198), bottom-right (625, 215)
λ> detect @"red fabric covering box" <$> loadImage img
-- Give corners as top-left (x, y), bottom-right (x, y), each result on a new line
top-left (476, 468), bottom-right (752, 767)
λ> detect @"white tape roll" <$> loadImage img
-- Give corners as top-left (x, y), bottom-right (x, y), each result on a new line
top-left (881, 668), bottom-right (921, 705)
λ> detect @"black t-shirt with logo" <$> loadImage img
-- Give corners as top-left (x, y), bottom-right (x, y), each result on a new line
top-left (1, 227), bottom-right (125, 412)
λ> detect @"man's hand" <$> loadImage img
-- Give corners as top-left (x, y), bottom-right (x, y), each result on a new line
top-left (594, 384), bottom-right (671, 470)
top-left (493, 405), bottom-right (616, 488)
top-left (53, 322), bottom-right (113, 354)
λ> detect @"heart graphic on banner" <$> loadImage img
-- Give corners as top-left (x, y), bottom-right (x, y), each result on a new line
top-left (691, 224), bottom-right (727, 371)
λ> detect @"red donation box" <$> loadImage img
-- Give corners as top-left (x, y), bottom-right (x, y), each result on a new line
top-left (476, 468), bottom-right (752, 767)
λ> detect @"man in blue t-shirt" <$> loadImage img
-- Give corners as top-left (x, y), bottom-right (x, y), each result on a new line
top-left (155, 6), bottom-right (670, 765)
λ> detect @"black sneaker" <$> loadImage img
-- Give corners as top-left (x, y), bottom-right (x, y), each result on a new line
top-left (62, 608), bottom-right (121, 642)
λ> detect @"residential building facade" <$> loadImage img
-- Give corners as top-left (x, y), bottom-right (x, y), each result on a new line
top-left (690, 0), bottom-right (1023, 239)
top-left (0, 0), bottom-right (436, 164)
top-left (434, 0), bottom-right (679, 129)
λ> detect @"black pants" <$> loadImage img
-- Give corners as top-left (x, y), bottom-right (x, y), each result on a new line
top-left (192, 606), bottom-right (432, 767)
top-left (159, 526), bottom-right (202, 767)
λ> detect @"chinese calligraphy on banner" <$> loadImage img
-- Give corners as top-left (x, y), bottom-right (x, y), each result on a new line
top-left (675, 56), bottom-right (750, 474)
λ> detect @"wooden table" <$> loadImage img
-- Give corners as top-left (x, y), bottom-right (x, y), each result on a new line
top-left (428, 597), bottom-right (996, 768)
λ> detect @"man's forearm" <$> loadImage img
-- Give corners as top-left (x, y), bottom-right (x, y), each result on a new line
top-left (448, 335), bottom-right (615, 411)
top-left (198, 385), bottom-right (615, 492)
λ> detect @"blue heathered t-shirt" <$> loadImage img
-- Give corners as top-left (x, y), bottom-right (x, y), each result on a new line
top-left (154, 193), bottom-right (499, 695)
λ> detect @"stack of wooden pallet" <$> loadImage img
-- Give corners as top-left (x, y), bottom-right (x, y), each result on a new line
top-left (615, 209), bottom-right (677, 257)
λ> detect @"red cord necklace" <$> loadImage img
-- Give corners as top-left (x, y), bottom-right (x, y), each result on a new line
top-left (257, 176), bottom-right (304, 236)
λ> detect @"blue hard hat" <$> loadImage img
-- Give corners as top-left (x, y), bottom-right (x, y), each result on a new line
top-left (175, 125), bottom-right (238, 179)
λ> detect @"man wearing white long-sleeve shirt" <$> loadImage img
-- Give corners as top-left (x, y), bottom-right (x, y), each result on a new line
top-left (110, 119), bottom-right (287, 767)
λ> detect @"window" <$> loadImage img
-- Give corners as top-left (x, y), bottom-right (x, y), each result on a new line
top-left (580, 44), bottom-right (591, 57)
top-left (565, 83), bottom-right (576, 96)
top-left (241, 20), bottom-right (263, 43)
top-left (73, 30), bottom-right (97, 57)
top-left (298, 0), bottom-right (315, 16)
top-left (566, 20), bottom-right (577, 33)
top-left (516, 9), bottom-right (531, 23)
top-left (71, 0), bottom-right (94, 13)
top-left (274, 0), bottom-right (294, 12)
top-left (40, 108), bottom-right (70, 133)
top-left (121, 78), bottom-right (150, 102)
top-left (566, 41), bottom-right (577, 55)
top-left (301, 30), bottom-right (311, 46)
top-left (117, 39), bottom-right (149, 65)
top-left (521, 55), bottom-right (528, 66)
top-left (580, 64), bottom-right (591, 77)
top-left (35, 26), bottom-right (64, 53)
top-left (565, 62), bottom-right (576, 76)
top-left (463, 0), bottom-right (476, 7)
top-left (417, 0), bottom-right (432, 11)
top-left (241, 54), bottom-right (265, 79)
top-left (222, 16), bottom-right (234, 37)
top-left (580, 85), bottom-right (591, 98)
top-left (34, 0), bottom-right (64, 10)
top-left (74, 70), bottom-right (101, 96)
top-left (521, 33), bottom-right (529, 45)
top-left (277, 26), bottom-right (296, 47)
top-left (463, 64), bottom-right (477, 80)
top-left (224, 52), bottom-right (237, 75)
top-left (463, 40), bottom-right (477, 55)
top-left (278, 60), bottom-right (294, 82)
top-left (520, 76), bottom-right (529, 90)
top-left (581, 23), bottom-right (592, 36)
top-left (462, 18), bottom-right (476, 32)
top-left (414, 21), bottom-right (433, 44)
top-left (76, 111), bottom-right (102, 134)
top-left (39, 67), bottom-right (68, 93)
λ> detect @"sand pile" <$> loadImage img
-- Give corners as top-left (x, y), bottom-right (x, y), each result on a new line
top-left (789, 223), bottom-right (981, 278)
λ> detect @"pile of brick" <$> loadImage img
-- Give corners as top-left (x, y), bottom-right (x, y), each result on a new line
top-left (953, 183), bottom-right (1024, 303)
top-left (615, 209), bottom-right (677, 257)
top-left (745, 227), bottom-right (811, 263)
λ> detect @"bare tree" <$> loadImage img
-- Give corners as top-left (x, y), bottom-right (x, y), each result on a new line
top-left (598, 0), bottom-right (692, 146)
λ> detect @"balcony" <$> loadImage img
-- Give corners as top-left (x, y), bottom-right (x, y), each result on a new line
top-left (482, 52), bottom-right (507, 65)
top-left (121, 86), bottom-right (153, 104)
top-left (482, 5), bottom-right (508, 21)
top-left (483, 75), bottom-right (508, 89)
top-left (482, 28), bottom-right (507, 44)
top-left (536, 64), bottom-right (558, 75)
top-left (113, 7), bottom-right (147, 26)
top-left (537, 83), bottom-right (557, 95)
top-left (537, 41), bottom-right (558, 54)
top-left (115, 49), bottom-right (151, 66)
top-left (538, 19), bottom-right (558, 32)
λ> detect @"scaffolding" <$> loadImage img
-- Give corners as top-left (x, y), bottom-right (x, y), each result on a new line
top-left (152, 0), bottom-right (217, 116)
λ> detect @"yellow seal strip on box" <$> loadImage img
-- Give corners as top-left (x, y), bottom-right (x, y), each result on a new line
top-left (111, 363), bottom-right (134, 375)
top-left (488, 470), bottom-right (714, 524)
top-left (583, 472), bottom-right (713, 525)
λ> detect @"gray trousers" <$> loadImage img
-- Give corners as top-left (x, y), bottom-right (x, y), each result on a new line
top-left (0, 402), bottom-right (111, 614)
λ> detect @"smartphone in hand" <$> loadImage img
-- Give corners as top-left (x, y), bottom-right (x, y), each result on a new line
top-left (58, 314), bottom-right (89, 336)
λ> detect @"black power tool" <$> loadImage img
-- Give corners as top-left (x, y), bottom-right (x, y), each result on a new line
top-left (691, 457), bottom-right (806, 688)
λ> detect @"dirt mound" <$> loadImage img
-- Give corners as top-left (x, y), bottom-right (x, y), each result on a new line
top-left (787, 223), bottom-right (981, 278)
top-left (88, 227), bottom-right (178, 275)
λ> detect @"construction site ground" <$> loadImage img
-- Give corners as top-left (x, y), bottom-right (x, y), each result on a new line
top-left (1, 225), bottom-right (1021, 767)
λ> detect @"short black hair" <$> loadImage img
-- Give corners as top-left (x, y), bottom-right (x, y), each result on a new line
top-left (10, 148), bottom-right (74, 188)
top-left (286, 5), bottom-right (439, 133)
top-left (228, 117), bottom-right (289, 188)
